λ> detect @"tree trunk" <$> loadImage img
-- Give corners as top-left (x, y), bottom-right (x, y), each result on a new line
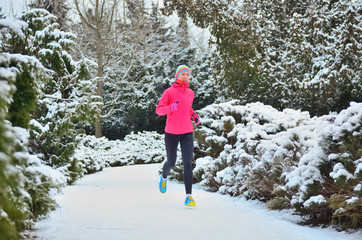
top-left (74, 0), bottom-right (120, 138)
top-left (95, 71), bottom-right (104, 138)
top-left (95, 117), bottom-right (102, 138)
top-left (94, 12), bottom-right (104, 138)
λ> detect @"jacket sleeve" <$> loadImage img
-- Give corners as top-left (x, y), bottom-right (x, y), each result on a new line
top-left (190, 108), bottom-right (196, 118)
top-left (189, 89), bottom-right (196, 117)
top-left (156, 90), bottom-right (172, 116)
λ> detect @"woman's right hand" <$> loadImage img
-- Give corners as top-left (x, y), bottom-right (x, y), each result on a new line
top-left (170, 102), bottom-right (179, 111)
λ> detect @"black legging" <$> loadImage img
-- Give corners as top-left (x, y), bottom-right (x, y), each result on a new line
top-left (162, 132), bottom-right (194, 194)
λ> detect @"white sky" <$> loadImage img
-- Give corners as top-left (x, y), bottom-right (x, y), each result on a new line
top-left (0, 0), bottom-right (31, 17)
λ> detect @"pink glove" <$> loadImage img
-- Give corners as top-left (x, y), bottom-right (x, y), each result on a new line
top-left (170, 102), bottom-right (179, 111)
top-left (192, 113), bottom-right (201, 125)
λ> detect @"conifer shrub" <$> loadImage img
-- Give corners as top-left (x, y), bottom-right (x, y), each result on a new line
top-left (0, 60), bottom-right (63, 240)
top-left (184, 100), bottom-right (361, 230)
top-left (1, 8), bottom-right (100, 238)
top-left (15, 151), bottom-right (59, 220)
top-left (267, 197), bottom-right (291, 211)
top-left (18, 9), bottom-right (101, 184)
top-left (0, 66), bottom-right (23, 240)
top-left (300, 196), bottom-right (332, 226)
top-left (330, 194), bottom-right (362, 230)
top-left (75, 131), bottom-right (166, 173)
top-left (8, 65), bottom-right (38, 128)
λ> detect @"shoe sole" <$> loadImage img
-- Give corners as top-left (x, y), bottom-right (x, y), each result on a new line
top-left (185, 202), bottom-right (196, 207)
top-left (185, 204), bottom-right (196, 207)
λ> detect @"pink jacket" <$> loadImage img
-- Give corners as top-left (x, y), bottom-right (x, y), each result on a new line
top-left (156, 82), bottom-right (196, 134)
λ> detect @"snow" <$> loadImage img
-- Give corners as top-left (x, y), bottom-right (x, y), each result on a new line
top-left (330, 163), bottom-right (354, 180)
top-left (0, 78), bottom-right (15, 104)
top-left (34, 164), bottom-right (361, 240)
top-left (0, 53), bottom-right (45, 70)
top-left (346, 197), bottom-right (359, 204)
top-left (356, 161), bottom-right (362, 175)
top-left (30, 119), bottom-right (49, 133)
top-left (303, 195), bottom-right (327, 208)
top-left (0, 18), bottom-right (27, 38)
top-left (25, 154), bottom-right (67, 186)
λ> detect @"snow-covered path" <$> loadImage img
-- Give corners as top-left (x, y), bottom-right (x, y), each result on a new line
top-left (35, 164), bottom-right (360, 240)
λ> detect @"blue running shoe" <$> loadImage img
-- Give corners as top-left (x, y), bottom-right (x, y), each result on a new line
top-left (184, 195), bottom-right (196, 207)
top-left (159, 175), bottom-right (167, 193)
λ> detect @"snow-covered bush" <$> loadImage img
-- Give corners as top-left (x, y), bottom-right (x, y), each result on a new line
top-left (186, 100), bottom-right (361, 230)
top-left (0, 59), bottom-right (66, 239)
top-left (12, 127), bottom-right (67, 218)
top-left (17, 9), bottom-right (102, 184)
top-left (1, 8), bottom-right (100, 238)
top-left (0, 62), bottom-right (23, 240)
top-left (75, 131), bottom-right (165, 172)
top-left (282, 102), bottom-right (362, 229)
top-left (114, 131), bottom-right (166, 165)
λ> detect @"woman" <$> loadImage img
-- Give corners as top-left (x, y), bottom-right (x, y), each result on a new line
top-left (155, 65), bottom-right (200, 207)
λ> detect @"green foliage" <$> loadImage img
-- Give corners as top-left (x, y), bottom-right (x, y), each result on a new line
top-left (162, 0), bottom-right (362, 116)
top-left (7, 65), bottom-right (38, 128)
top-left (24, 173), bottom-right (57, 219)
top-left (190, 53), bottom-right (218, 110)
top-left (21, 9), bottom-right (76, 85)
top-left (0, 67), bottom-right (22, 240)
top-left (330, 194), bottom-right (362, 230)
top-left (0, 60), bottom-right (57, 239)
top-left (16, 9), bottom-right (101, 183)
top-left (1, 8), bottom-right (101, 238)
top-left (301, 201), bottom-right (333, 227)
top-left (267, 197), bottom-right (292, 211)
top-left (0, 68), bottom-right (63, 238)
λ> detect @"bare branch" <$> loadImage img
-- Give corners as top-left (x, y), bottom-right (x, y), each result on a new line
top-left (74, 0), bottom-right (96, 31)
top-left (100, 50), bottom-right (136, 119)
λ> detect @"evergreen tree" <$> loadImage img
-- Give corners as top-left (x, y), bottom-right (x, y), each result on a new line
top-left (176, 16), bottom-right (190, 48)
top-left (0, 10), bottom-right (67, 238)
top-left (164, 0), bottom-right (262, 102)
top-left (0, 61), bottom-right (22, 240)
top-left (266, 0), bottom-right (335, 115)
top-left (191, 52), bottom-right (218, 110)
top-left (162, 0), bottom-right (362, 116)
top-left (29, 0), bottom-right (70, 30)
top-left (330, 0), bottom-right (362, 111)
top-left (7, 64), bottom-right (40, 128)
top-left (19, 9), bottom-right (101, 182)
top-left (145, 2), bottom-right (177, 63)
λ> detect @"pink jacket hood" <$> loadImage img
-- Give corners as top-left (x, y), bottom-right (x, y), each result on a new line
top-left (156, 81), bottom-right (196, 134)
